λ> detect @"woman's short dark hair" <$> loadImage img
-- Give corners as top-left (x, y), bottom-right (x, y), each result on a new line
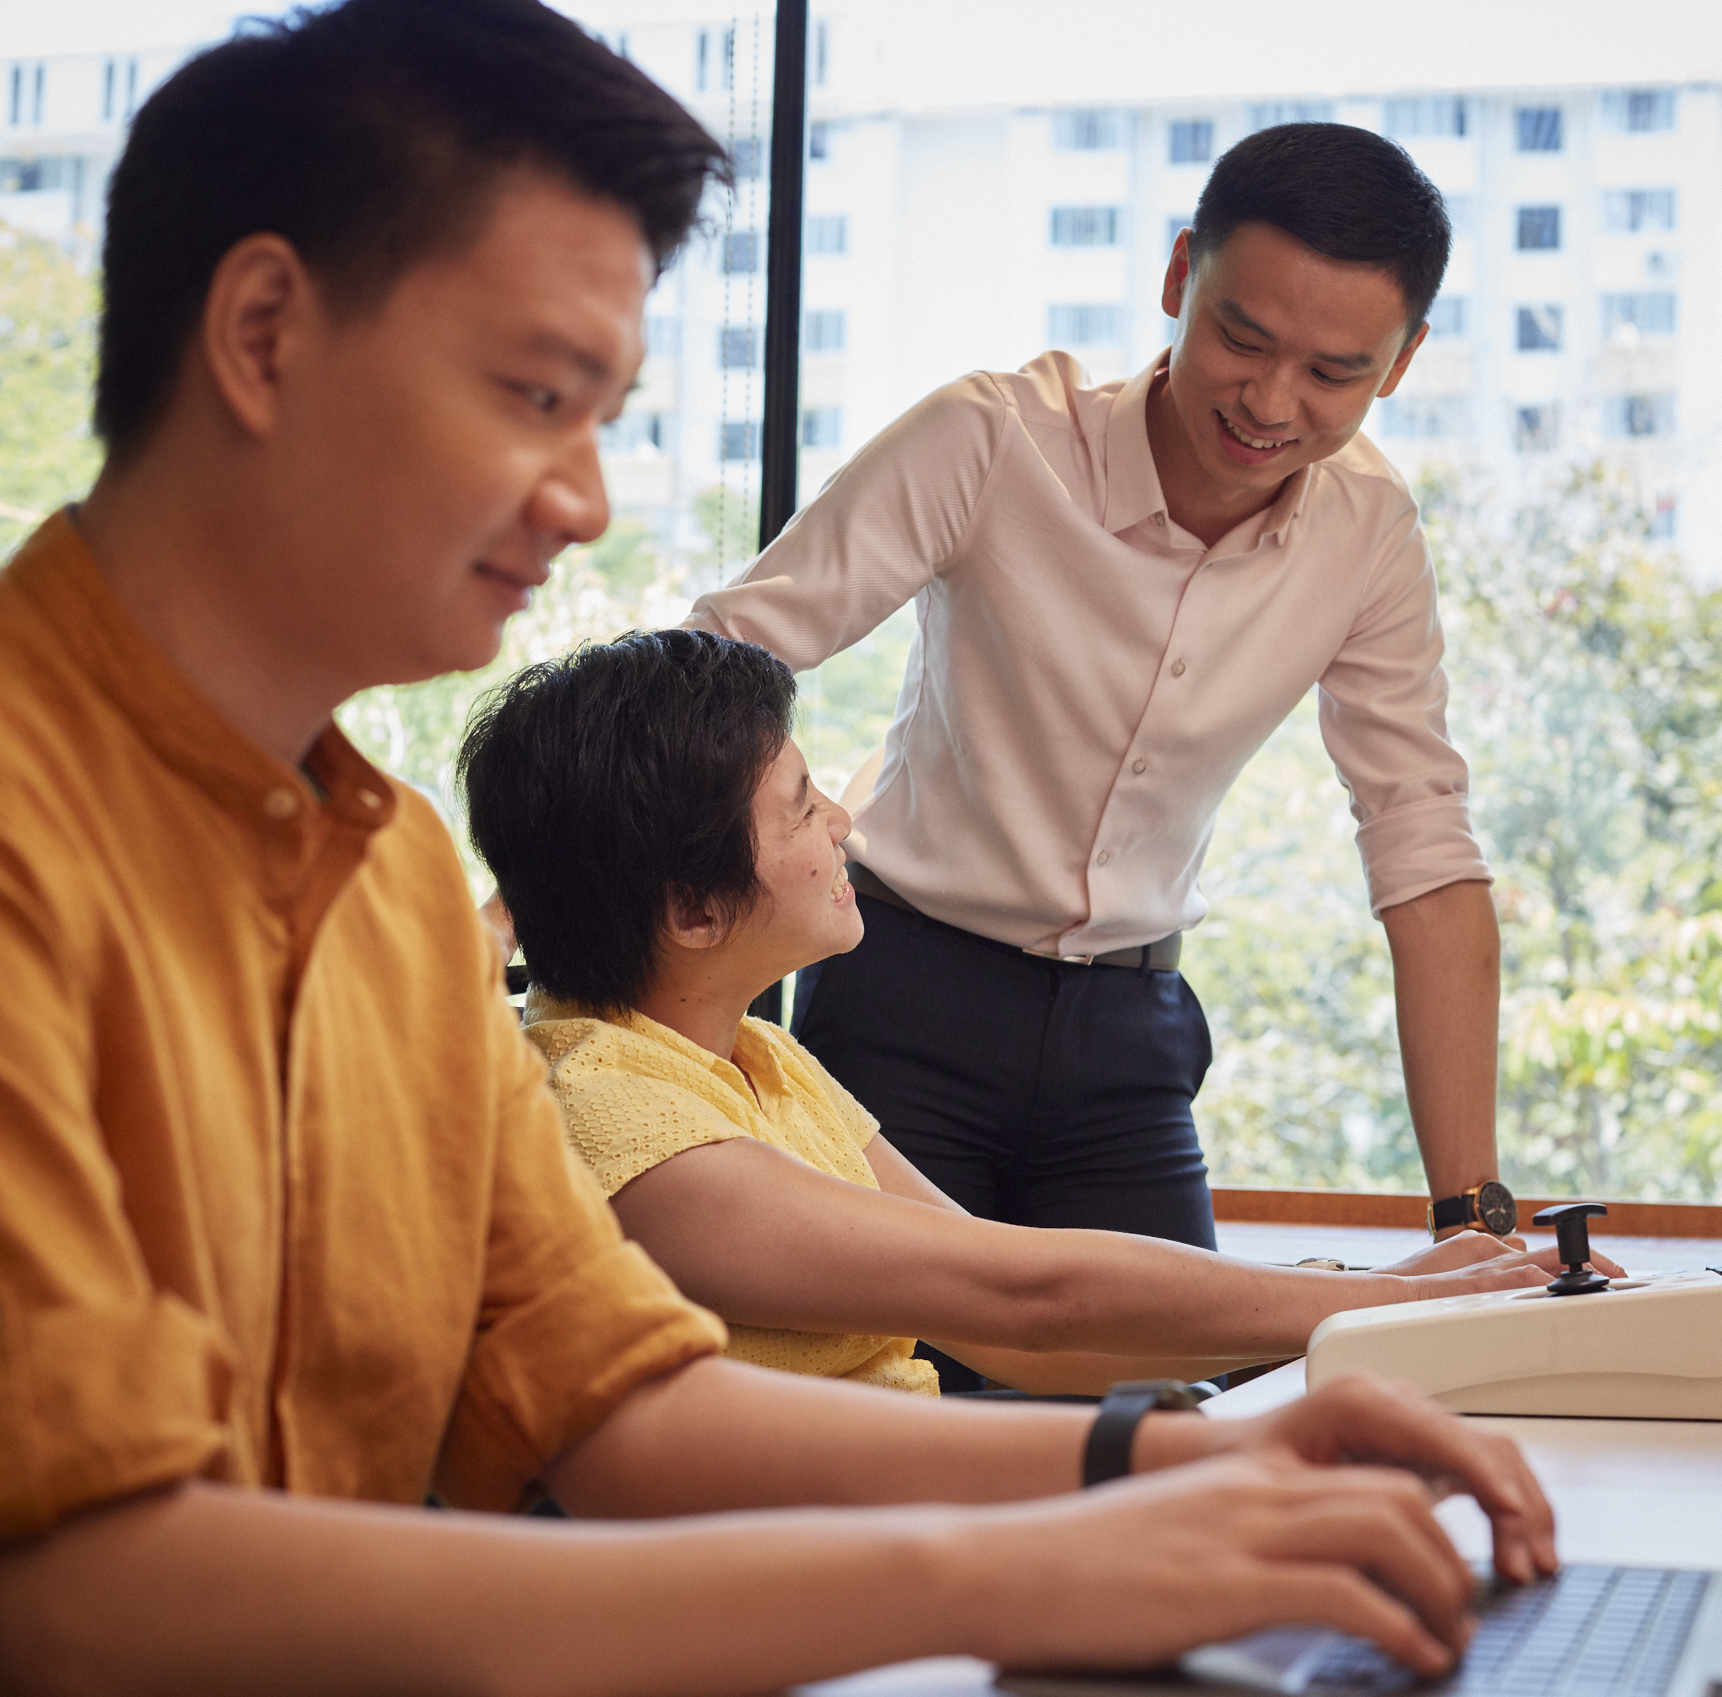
top-left (1189, 123), bottom-right (1450, 330)
top-left (458, 630), bottom-right (797, 1014)
top-left (96, 0), bottom-right (729, 458)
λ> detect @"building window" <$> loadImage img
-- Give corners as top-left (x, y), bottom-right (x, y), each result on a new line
top-left (805, 214), bottom-right (847, 255)
top-left (0, 157), bottom-right (73, 193)
top-left (813, 18), bottom-right (829, 86)
top-left (644, 317), bottom-right (680, 359)
top-left (1383, 96), bottom-right (1468, 138)
top-left (600, 412), bottom-right (662, 452)
top-left (722, 230), bottom-right (759, 274)
top-left (729, 138), bottom-right (762, 180)
top-left (1517, 206), bottom-right (1561, 250)
top-left (8, 65), bottom-right (21, 127)
top-left (1516, 305), bottom-right (1563, 351)
top-left (123, 58), bottom-right (137, 117)
top-left (1168, 119), bottom-right (1211, 163)
top-left (1048, 303), bottom-right (1128, 346)
top-left (801, 406), bottom-right (841, 449)
top-left (1373, 395), bottom-right (1470, 439)
top-left (719, 421), bottom-right (761, 462)
top-left (1601, 188), bottom-right (1676, 233)
top-left (718, 325), bottom-right (758, 369)
top-left (1054, 109), bottom-right (1121, 151)
top-left (1649, 494), bottom-right (1678, 538)
top-left (803, 309), bottom-right (845, 353)
top-left (1514, 405), bottom-right (1560, 453)
top-left (1517, 106), bottom-right (1563, 151)
top-left (1602, 292), bottom-right (1677, 339)
top-left (695, 28), bottom-right (708, 90)
top-left (808, 121), bottom-right (829, 160)
top-left (1049, 206), bottom-right (1121, 247)
top-left (1606, 392), bottom-right (1675, 437)
top-left (1601, 89), bottom-right (1675, 132)
top-left (1249, 100), bottom-right (1333, 130)
top-left (696, 27), bottom-right (734, 93)
top-left (102, 59), bottom-right (115, 122)
top-left (1425, 295), bottom-right (1467, 337)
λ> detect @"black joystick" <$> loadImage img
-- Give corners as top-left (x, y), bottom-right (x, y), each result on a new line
top-left (1532, 1203), bottom-right (1611, 1296)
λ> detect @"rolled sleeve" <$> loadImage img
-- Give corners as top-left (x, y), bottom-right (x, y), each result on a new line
top-left (0, 859), bottom-right (237, 1540)
top-left (1317, 500), bottom-right (1492, 916)
top-left (432, 1061), bottom-right (725, 1513)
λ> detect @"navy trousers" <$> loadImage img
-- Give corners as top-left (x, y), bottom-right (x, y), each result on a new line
top-left (793, 894), bottom-right (1216, 1389)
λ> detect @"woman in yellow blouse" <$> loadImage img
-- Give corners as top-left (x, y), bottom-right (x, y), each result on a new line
top-left (459, 630), bottom-right (1594, 1397)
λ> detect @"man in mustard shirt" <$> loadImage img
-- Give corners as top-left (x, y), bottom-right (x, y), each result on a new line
top-left (0, 2), bottom-right (1558, 1691)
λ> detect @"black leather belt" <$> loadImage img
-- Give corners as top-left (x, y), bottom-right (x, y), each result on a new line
top-left (846, 863), bottom-right (1182, 972)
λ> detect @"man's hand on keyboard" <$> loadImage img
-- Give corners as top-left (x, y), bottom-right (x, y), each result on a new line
top-left (1187, 1374), bottom-right (1558, 1588)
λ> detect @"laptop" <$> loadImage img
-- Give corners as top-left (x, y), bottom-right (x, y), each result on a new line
top-left (998, 1564), bottom-right (1722, 1697)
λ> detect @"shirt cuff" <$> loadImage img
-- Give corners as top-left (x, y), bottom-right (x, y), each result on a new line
top-left (433, 1240), bottom-right (726, 1512)
top-left (1356, 793), bottom-right (1493, 917)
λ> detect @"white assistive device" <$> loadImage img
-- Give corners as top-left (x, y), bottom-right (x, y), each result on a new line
top-left (1306, 1204), bottom-right (1722, 1420)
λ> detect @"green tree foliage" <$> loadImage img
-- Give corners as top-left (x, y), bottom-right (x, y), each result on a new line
top-left (0, 222), bottom-right (101, 557)
top-left (1192, 467), bottom-right (1722, 1202)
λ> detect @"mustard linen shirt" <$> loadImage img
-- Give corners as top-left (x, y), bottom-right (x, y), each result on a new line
top-left (524, 1002), bottom-right (940, 1396)
top-left (687, 350), bottom-right (1491, 956)
top-left (0, 515), bottom-right (726, 1541)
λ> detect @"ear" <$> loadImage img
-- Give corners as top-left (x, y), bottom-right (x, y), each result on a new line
top-left (661, 887), bottom-right (727, 953)
top-left (1160, 229), bottom-right (1193, 320)
top-left (1374, 320), bottom-right (1430, 400)
top-left (199, 233), bottom-right (321, 439)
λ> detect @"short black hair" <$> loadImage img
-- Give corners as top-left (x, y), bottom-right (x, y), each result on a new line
top-left (458, 630), bottom-right (797, 1014)
top-left (1189, 123), bottom-right (1450, 330)
top-left (96, 0), bottom-right (728, 457)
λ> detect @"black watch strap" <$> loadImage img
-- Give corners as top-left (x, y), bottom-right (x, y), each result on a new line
top-left (1429, 1193), bottom-right (1474, 1232)
top-left (1082, 1379), bottom-right (1197, 1487)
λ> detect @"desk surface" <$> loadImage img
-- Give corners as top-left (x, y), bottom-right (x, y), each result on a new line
top-left (799, 1306), bottom-right (1722, 1697)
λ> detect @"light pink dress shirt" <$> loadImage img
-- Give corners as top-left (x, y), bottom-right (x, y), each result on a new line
top-left (686, 351), bottom-right (1490, 958)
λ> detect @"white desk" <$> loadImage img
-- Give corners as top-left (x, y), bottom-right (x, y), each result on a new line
top-left (798, 1359), bottom-right (1722, 1697)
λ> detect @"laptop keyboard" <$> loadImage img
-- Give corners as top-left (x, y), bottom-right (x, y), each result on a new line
top-left (1305, 1567), bottom-right (1711, 1697)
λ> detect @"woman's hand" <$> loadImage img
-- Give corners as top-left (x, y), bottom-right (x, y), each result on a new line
top-left (1185, 1373), bottom-right (1557, 1587)
top-left (952, 1449), bottom-right (1476, 1678)
top-left (1377, 1231), bottom-right (1625, 1284)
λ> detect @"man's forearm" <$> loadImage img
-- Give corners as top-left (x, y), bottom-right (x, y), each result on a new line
top-left (1380, 880), bottom-right (1502, 1207)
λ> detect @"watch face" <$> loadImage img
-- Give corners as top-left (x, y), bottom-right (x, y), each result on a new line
top-left (1477, 1180), bottom-right (1518, 1236)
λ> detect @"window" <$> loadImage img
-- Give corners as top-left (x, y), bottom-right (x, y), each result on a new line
top-left (1049, 206), bottom-right (1120, 247)
top-left (1517, 106), bottom-right (1563, 151)
top-left (1602, 292), bottom-right (1677, 339)
top-left (644, 317), bottom-right (680, 359)
top-left (1515, 404), bottom-right (1560, 452)
top-left (730, 138), bottom-right (762, 181)
top-left (805, 214), bottom-right (847, 255)
top-left (1601, 89), bottom-right (1675, 132)
top-left (1168, 119), bottom-right (1211, 164)
top-left (1425, 295), bottom-right (1467, 337)
top-left (7, 65), bottom-right (20, 127)
top-left (719, 420), bottom-right (761, 461)
top-left (101, 59), bottom-right (115, 122)
top-left (1053, 109), bottom-right (1121, 151)
top-left (722, 230), bottom-right (759, 274)
top-left (1048, 303), bottom-right (1127, 346)
top-left (718, 325), bottom-right (758, 369)
top-left (0, 157), bottom-right (73, 193)
top-left (600, 412), bottom-right (663, 452)
top-left (1372, 395), bottom-right (1470, 438)
top-left (1383, 96), bottom-right (1467, 137)
top-left (813, 18), bottom-right (829, 85)
top-left (696, 26), bottom-right (733, 92)
top-left (1516, 305), bottom-right (1563, 351)
top-left (1649, 494), bottom-right (1678, 538)
top-left (1601, 189), bottom-right (1676, 233)
top-left (808, 121), bottom-right (829, 160)
top-left (1249, 100), bottom-right (1333, 129)
top-left (801, 406), bottom-right (841, 448)
top-left (804, 309), bottom-right (845, 353)
top-left (1606, 392), bottom-right (1676, 437)
top-left (1517, 205), bottom-right (1561, 250)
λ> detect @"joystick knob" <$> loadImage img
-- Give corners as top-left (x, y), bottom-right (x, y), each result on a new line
top-left (1532, 1203), bottom-right (1611, 1296)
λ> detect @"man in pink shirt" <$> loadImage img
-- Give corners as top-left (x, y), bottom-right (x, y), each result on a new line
top-left (686, 125), bottom-right (1512, 1388)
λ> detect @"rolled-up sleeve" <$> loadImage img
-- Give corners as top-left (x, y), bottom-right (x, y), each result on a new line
top-left (432, 1017), bottom-right (726, 1513)
top-left (684, 372), bottom-right (1006, 670)
top-left (1317, 500), bottom-right (1492, 916)
top-left (0, 857), bottom-right (237, 1541)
